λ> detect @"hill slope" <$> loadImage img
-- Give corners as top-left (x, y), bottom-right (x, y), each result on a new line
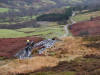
top-left (70, 16), bottom-right (100, 36)
top-left (0, 0), bottom-right (100, 14)
top-left (0, 0), bottom-right (91, 9)
top-left (0, 36), bottom-right (100, 75)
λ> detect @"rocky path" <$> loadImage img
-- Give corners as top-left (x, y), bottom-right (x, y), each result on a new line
top-left (70, 11), bottom-right (76, 24)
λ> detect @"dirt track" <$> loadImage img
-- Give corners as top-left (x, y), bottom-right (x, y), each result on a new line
top-left (0, 36), bottom-right (44, 58)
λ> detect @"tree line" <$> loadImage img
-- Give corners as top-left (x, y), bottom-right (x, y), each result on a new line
top-left (36, 7), bottom-right (72, 22)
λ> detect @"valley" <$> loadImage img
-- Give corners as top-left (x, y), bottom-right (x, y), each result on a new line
top-left (0, 0), bottom-right (100, 75)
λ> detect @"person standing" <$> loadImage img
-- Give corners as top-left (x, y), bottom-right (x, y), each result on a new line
top-left (26, 40), bottom-right (30, 46)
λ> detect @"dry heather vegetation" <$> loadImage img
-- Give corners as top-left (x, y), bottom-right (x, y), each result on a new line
top-left (45, 36), bottom-right (100, 58)
top-left (0, 36), bottom-right (100, 75)
top-left (0, 56), bottom-right (58, 75)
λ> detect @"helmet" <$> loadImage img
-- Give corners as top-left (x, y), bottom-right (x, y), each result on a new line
top-left (27, 40), bottom-right (30, 42)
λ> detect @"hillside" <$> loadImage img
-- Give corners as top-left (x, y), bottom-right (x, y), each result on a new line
top-left (0, 0), bottom-right (100, 75)
top-left (70, 16), bottom-right (100, 36)
top-left (1, 0), bottom-right (100, 10)
top-left (0, 0), bottom-right (84, 9)
top-left (0, 36), bottom-right (100, 75)
top-left (0, 0), bottom-right (100, 30)
top-left (72, 10), bottom-right (100, 22)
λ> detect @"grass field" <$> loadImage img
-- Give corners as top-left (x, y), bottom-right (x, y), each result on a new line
top-left (72, 10), bottom-right (100, 22)
top-left (19, 15), bottom-right (39, 21)
top-left (0, 8), bottom-right (9, 13)
top-left (0, 29), bottom-right (27, 38)
top-left (0, 15), bottom-right (38, 25)
top-left (69, 0), bottom-right (83, 3)
top-left (0, 23), bottom-right (65, 38)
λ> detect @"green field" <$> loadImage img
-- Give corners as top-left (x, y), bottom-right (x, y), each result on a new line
top-left (0, 15), bottom-right (38, 25)
top-left (0, 8), bottom-right (19, 13)
top-left (69, 0), bottom-right (83, 3)
top-left (0, 25), bottom-right (65, 38)
top-left (19, 15), bottom-right (39, 21)
top-left (0, 8), bottom-right (9, 13)
top-left (0, 8), bottom-right (38, 25)
top-left (72, 10), bottom-right (100, 22)
top-left (0, 29), bottom-right (27, 38)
